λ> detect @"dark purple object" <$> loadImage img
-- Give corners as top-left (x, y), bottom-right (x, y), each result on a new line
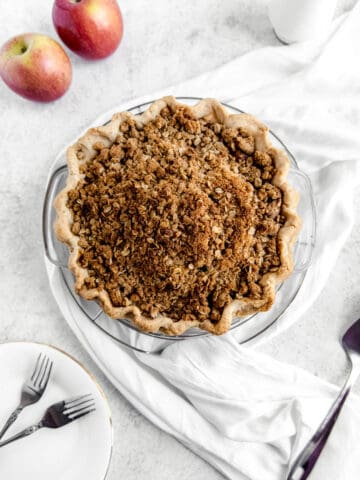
top-left (288, 318), bottom-right (360, 480)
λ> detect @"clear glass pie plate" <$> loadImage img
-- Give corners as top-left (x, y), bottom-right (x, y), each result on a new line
top-left (43, 97), bottom-right (316, 354)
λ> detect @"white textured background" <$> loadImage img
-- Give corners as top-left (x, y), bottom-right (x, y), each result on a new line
top-left (0, 1), bottom-right (359, 479)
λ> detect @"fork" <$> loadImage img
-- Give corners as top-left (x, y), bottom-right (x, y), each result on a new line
top-left (288, 317), bottom-right (360, 479)
top-left (0, 353), bottom-right (53, 440)
top-left (0, 394), bottom-right (96, 448)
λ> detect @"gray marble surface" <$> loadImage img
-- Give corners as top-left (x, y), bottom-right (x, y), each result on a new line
top-left (0, 1), bottom-right (359, 479)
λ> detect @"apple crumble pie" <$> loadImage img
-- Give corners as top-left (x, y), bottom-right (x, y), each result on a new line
top-left (54, 97), bottom-right (301, 335)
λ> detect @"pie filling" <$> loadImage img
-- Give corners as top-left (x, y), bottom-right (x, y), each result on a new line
top-left (66, 104), bottom-right (285, 325)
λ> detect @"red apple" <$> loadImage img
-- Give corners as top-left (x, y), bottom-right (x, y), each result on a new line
top-left (0, 33), bottom-right (72, 102)
top-left (53, 0), bottom-right (123, 60)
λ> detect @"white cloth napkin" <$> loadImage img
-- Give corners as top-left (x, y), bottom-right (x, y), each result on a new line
top-left (47, 4), bottom-right (360, 479)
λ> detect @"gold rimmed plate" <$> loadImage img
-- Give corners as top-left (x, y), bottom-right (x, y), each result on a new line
top-left (0, 342), bottom-right (112, 479)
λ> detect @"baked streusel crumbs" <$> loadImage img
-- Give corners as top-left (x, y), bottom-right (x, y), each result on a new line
top-left (67, 104), bottom-right (284, 324)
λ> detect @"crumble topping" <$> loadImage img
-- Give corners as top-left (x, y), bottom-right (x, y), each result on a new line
top-left (67, 104), bottom-right (284, 324)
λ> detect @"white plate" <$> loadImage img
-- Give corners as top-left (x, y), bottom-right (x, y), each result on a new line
top-left (0, 342), bottom-right (112, 480)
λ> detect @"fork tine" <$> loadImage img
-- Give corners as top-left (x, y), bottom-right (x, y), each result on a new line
top-left (38, 357), bottom-right (49, 388)
top-left (65, 394), bottom-right (93, 407)
top-left (69, 406), bottom-right (96, 421)
top-left (30, 353), bottom-right (42, 382)
top-left (33, 354), bottom-right (47, 387)
top-left (39, 358), bottom-right (52, 391)
top-left (64, 399), bottom-right (95, 415)
top-left (41, 360), bottom-right (53, 391)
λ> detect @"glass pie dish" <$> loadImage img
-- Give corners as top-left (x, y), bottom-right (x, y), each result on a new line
top-left (42, 97), bottom-right (316, 354)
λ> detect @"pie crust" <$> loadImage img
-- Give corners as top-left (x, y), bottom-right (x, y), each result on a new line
top-left (54, 96), bottom-right (301, 335)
